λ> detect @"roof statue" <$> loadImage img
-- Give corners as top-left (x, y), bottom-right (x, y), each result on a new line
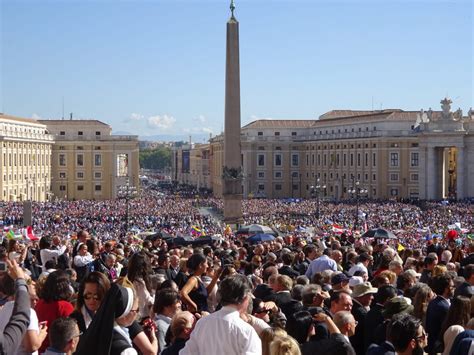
top-left (440, 97), bottom-right (454, 121)
top-left (230, 0), bottom-right (236, 19)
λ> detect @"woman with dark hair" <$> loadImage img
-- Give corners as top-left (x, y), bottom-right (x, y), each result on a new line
top-left (153, 288), bottom-right (182, 351)
top-left (440, 295), bottom-right (471, 355)
top-left (69, 271), bottom-right (111, 332)
top-left (180, 253), bottom-right (220, 313)
top-left (285, 310), bottom-right (314, 344)
top-left (7, 239), bottom-right (27, 265)
top-left (127, 251), bottom-right (154, 319)
top-left (76, 284), bottom-right (140, 355)
top-left (35, 270), bottom-right (74, 353)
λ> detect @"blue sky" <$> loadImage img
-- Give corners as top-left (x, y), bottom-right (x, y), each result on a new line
top-left (1, 0), bottom-right (472, 140)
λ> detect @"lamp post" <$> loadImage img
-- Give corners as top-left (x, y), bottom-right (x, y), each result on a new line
top-left (118, 178), bottom-right (137, 236)
top-left (310, 178), bottom-right (326, 220)
top-left (348, 179), bottom-right (367, 231)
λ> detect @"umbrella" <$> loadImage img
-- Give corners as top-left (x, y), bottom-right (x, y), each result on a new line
top-left (247, 233), bottom-right (276, 244)
top-left (237, 224), bottom-right (277, 236)
top-left (361, 228), bottom-right (397, 239)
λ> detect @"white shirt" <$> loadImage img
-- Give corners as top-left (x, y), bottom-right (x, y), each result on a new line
top-left (348, 262), bottom-right (368, 277)
top-left (0, 301), bottom-right (39, 355)
top-left (40, 246), bottom-right (66, 271)
top-left (179, 306), bottom-right (262, 355)
top-left (73, 253), bottom-right (94, 267)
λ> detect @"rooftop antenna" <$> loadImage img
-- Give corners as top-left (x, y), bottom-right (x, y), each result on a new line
top-left (70, 112), bottom-right (73, 120)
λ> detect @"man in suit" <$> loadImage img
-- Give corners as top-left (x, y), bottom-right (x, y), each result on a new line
top-left (298, 244), bottom-right (318, 275)
top-left (169, 254), bottom-right (180, 281)
top-left (253, 266), bottom-right (278, 300)
top-left (302, 311), bottom-right (357, 355)
top-left (278, 252), bottom-right (300, 279)
top-left (264, 274), bottom-right (302, 319)
top-left (389, 314), bottom-right (427, 355)
top-left (350, 282), bottom-right (378, 355)
top-left (426, 274), bottom-right (454, 354)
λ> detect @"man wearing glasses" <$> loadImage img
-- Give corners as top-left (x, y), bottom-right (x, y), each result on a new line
top-left (43, 317), bottom-right (81, 355)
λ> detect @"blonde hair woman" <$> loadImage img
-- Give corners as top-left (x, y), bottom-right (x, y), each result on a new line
top-left (269, 335), bottom-right (301, 355)
top-left (260, 327), bottom-right (287, 355)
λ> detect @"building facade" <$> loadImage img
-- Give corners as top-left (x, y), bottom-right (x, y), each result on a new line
top-left (39, 120), bottom-right (139, 200)
top-left (0, 114), bottom-right (54, 202)
top-left (172, 143), bottom-right (211, 190)
top-left (173, 99), bottom-right (474, 200)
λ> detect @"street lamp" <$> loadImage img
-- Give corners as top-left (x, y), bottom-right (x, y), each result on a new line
top-left (310, 178), bottom-right (326, 220)
top-left (348, 179), bottom-right (368, 231)
top-left (118, 178), bottom-right (138, 236)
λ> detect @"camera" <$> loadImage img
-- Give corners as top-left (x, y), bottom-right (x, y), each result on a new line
top-left (0, 262), bottom-right (7, 272)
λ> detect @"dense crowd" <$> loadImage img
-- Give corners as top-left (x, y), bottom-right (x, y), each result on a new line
top-left (0, 188), bottom-right (473, 355)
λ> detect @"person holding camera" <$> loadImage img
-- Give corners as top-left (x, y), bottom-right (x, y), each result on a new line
top-left (0, 259), bottom-right (31, 355)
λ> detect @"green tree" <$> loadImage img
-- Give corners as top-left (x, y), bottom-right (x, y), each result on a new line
top-left (139, 146), bottom-right (172, 170)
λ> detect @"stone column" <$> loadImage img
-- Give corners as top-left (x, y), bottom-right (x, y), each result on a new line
top-left (426, 146), bottom-right (436, 200)
top-left (223, 12), bottom-right (243, 224)
top-left (456, 146), bottom-right (464, 199)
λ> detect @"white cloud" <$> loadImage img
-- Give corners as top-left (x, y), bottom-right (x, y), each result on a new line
top-left (129, 113), bottom-right (144, 121)
top-left (183, 126), bottom-right (214, 134)
top-left (147, 115), bottom-right (176, 129)
top-left (250, 114), bottom-right (274, 121)
top-left (31, 113), bottom-right (41, 119)
top-left (195, 115), bottom-right (206, 123)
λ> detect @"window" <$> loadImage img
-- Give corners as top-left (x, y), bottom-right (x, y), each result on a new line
top-left (292, 172), bottom-right (298, 178)
top-left (59, 154), bottom-right (66, 166)
top-left (59, 146), bottom-right (65, 150)
top-left (77, 146), bottom-right (83, 150)
top-left (94, 154), bottom-right (102, 166)
top-left (94, 172), bottom-right (102, 179)
top-left (365, 153), bottom-right (368, 166)
top-left (357, 153), bottom-right (361, 166)
top-left (258, 154), bottom-right (265, 166)
top-left (292, 184), bottom-right (299, 190)
top-left (390, 188), bottom-right (398, 196)
top-left (258, 184), bottom-right (265, 191)
top-left (292, 154), bottom-right (299, 166)
top-left (411, 152), bottom-right (419, 167)
top-left (275, 172), bottom-right (282, 178)
top-left (59, 172), bottom-right (66, 179)
top-left (411, 143), bottom-right (419, 147)
top-left (411, 173), bottom-right (419, 181)
top-left (77, 172), bottom-right (84, 179)
top-left (372, 152), bottom-right (376, 167)
top-left (96, 131), bottom-right (101, 136)
top-left (291, 132), bottom-right (297, 136)
top-left (390, 173), bottom-right (399, 181)
top-left (78, 131), bottom-right (83, 136)
top-left (275, 154), bottom-right (282, 166)
top-left (350, 154), bottom-right (354, 167)
top-left (257, 132), bottom-right (263, 136)
top-left (390, 152), bottom-right (399, 167)
top-left (60, 131), bottom-right (65, 135)
top-left (94, 146), bottom-right (101, 150)
top-left (373, 174), bottom-right (377, 181)
top-left (390, 143), bottom-right (399, 148)
top-left (258, 146), bottom-right (265, 150)
top-left (275, 184), bottom-right (282, 191)
top-left (95, 185), bottom-right (102, 191)
top-left (77, 185), bottom-right (84, 191)
top-left (258, 172), bottom-right (264, 178)
top-left (76, 154), bottom-right (84, 166)
top-left (274, 132), bottom-right (280, 136)
top-left (59, 185), bottom-right (66, 191)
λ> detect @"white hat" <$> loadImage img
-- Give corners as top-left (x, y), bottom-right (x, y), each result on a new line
top-left (349, 276), bottom-right (364, 288)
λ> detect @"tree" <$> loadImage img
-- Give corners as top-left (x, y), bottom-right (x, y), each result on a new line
top-left (139, 146), bottom-right (172, 170)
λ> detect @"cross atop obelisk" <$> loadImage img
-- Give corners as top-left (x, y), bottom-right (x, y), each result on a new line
top-left (222, 0), bottom-right (243, 225)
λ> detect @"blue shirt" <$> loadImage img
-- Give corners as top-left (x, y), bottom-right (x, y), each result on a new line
top-left (305, 255), bottom-right (337, 279)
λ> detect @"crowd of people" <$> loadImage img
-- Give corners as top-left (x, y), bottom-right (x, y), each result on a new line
top-left (0, 186), bottom-right (472, 355)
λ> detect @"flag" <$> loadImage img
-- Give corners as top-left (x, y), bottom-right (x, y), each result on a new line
top-left (190, 226), bottom-right (205, 237)
top-left (397, 243), bottom-right (405, 252)
top-left (6, 230), bottom-right (15, 240)
top-left (332, 224), bottom-right (345, 234)
top-left (23, 226), bottom-right (39, 241)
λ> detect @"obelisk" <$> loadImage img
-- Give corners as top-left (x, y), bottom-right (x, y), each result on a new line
top-left (223, 0), bottom-right (243, 225)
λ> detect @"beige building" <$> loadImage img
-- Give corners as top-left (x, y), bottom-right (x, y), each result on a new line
top-left (173, 99), bottom-right (474, 200)
top-left (39, 120), bottom-right (139, 200)
top-left (0, 114), bottom-right (54, 202)
top-left (172, 143), bottom-right (211, 190)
